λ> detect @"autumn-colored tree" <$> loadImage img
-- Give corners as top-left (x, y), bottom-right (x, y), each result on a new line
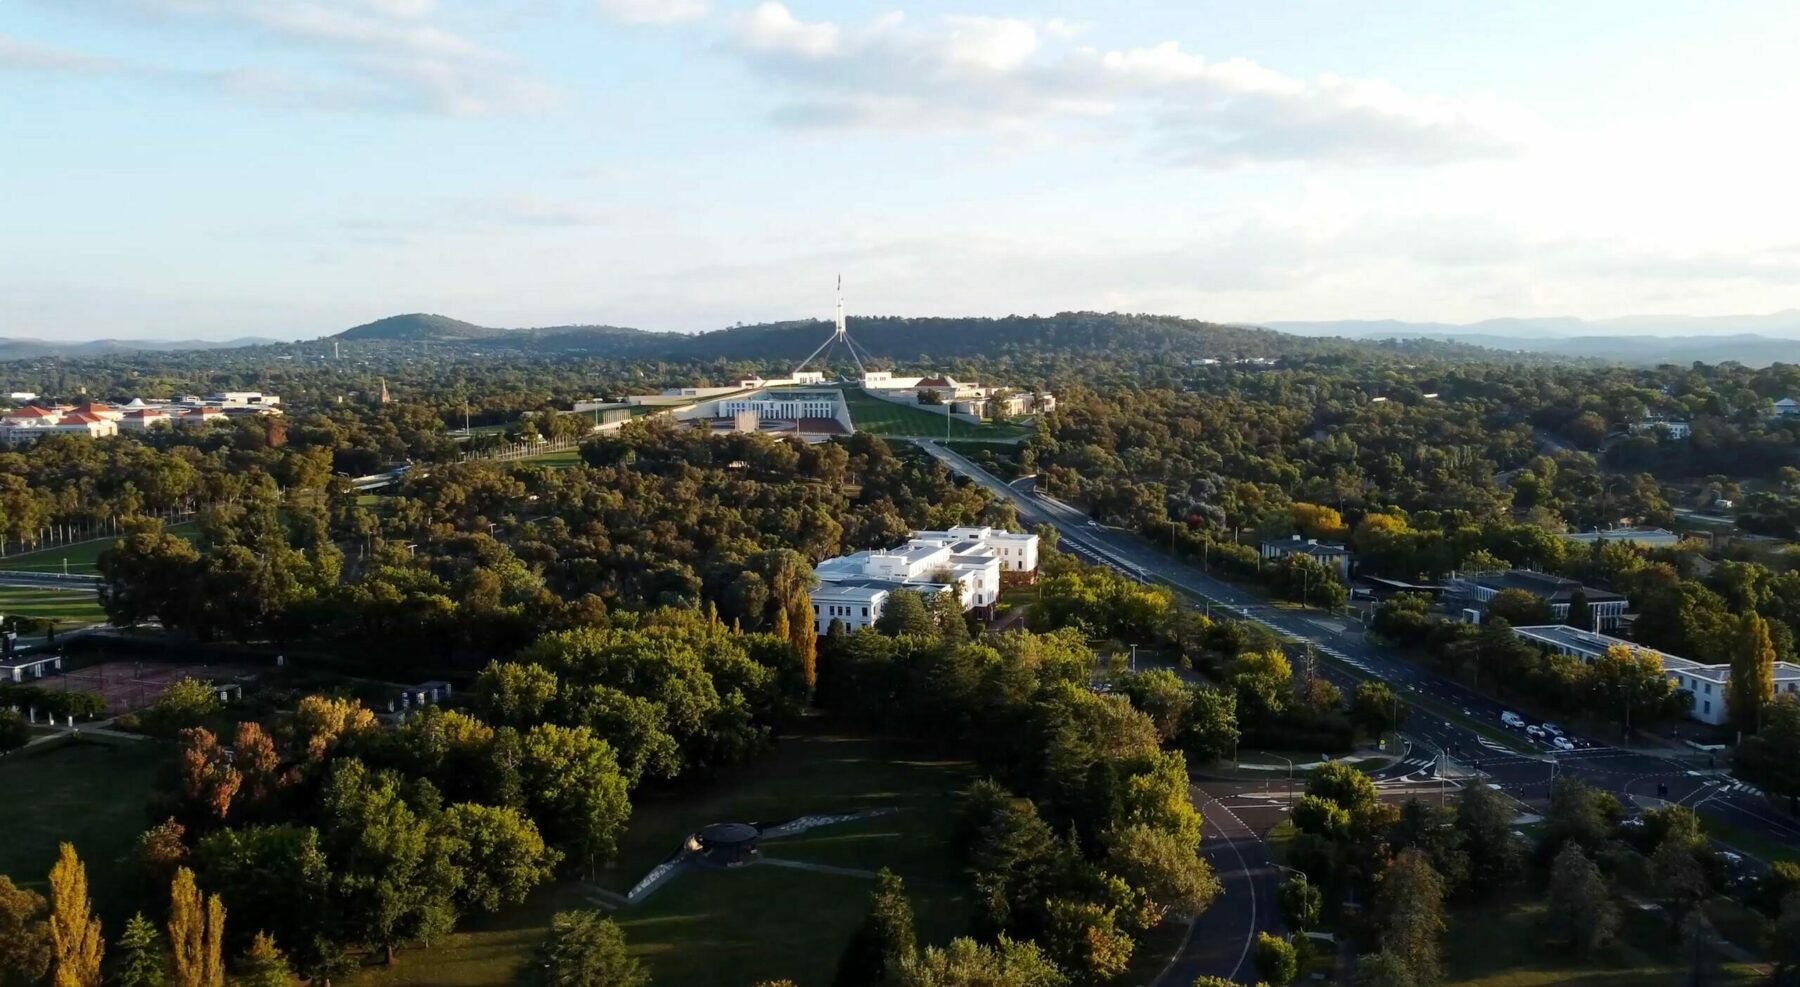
top-left (0, 875), bottom-right (51, 987)
top-left (178, 729), bottom-right (242, 823)
top-left (232, 722), bottom-right (284, 815)
top-left (167, 868), bottom-right (225, 987)
top-left (290, 696), bottom-right (377, 763)
top-left (48, 843), bottom-right (104, 987)
top-left (132, 819), bottom-right (188, 899)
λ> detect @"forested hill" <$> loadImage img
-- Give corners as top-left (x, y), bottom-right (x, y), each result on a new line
top-left (330, 311), bottom-right (1505, 362)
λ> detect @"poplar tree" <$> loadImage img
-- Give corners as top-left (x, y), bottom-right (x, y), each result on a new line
top-left (48, 843), bottom-right (104, 987)
top-left (1730, 612), bottom-right (1777, 733)
top-left (167, 868), bottom-right (224, 987)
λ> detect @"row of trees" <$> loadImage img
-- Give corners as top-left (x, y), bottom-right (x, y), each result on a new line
top-left (0, 845), bottom-right (301, 987)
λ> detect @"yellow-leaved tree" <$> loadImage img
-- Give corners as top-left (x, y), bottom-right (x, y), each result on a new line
top-left (168, 867), bottom-right (225, 987)
top-left (48, 843), bottom-right (104, 987)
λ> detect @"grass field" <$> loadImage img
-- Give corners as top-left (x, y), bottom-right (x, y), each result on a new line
top-left (841, 388), bottom-right (1030, 440)
top-left (0, 520), bottom-right (200, 575)
top-left (1444, 897), bottom-right (1764, 985)
top-left (0, 584), bottom-right (108, 623)
top-left (0, 739), bottom-right (163, 926)
top-left (355, 728), bottom-right (979, 987)
top-left (518, 448), bottom-right (584, 468)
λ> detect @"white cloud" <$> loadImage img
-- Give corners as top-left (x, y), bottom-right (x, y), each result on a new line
top-left (727, 4), bottom-right (1522, 166)
top-left (596, 0), bottom-right (711, 26)
top-left (39, 0), bottom-right (555, 115)
top-left (738, 2), bottom-right (841, 58)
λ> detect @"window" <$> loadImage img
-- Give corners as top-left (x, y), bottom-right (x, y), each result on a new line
top-left (861, 607), bottom-right (868, 617)
top-left (1705, 683), bottom-right (1713, 694)
top-left (1703, 701), bottom-right (1711, 715)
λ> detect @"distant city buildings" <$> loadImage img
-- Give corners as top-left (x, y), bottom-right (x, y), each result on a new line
top-left (0, 392), bottom-right (281, 445)
top-left (810, 526), bottom-right (1039, 634)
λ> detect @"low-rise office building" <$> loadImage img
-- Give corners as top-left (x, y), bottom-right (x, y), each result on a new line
top-left (1450, 569), bottom-right (1628, 630)
top-left (1512, 624), bottom-right (1800, 726)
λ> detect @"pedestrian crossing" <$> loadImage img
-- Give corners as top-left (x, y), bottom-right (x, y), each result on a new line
top-left (1719, 780), bottom-right (1763, 797)
top-left (1316, 643), bottom-right (1376, 675)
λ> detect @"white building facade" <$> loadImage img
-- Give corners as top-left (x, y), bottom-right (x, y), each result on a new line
top-left (810, 526), bottom-right (1039, 634)
top-left (1512, 624), bottom-right (1800, 726)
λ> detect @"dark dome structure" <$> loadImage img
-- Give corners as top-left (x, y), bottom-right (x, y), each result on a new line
top-left (691, 822), bottom-right (760, 867)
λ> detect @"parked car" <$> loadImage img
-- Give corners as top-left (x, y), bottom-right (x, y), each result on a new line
top-left (1526, 724), bottom-right (1546, 739)
top-left (1553, 736), bottom-right (1576, 751)
top-left (1542, 723), bottom-right (1565, 738)
top-left (1501, 711), bottom-right (1525, 728)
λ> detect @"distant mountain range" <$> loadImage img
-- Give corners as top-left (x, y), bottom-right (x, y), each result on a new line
top-left (0, 336), bottom-right (284, 360)
top-left (1261, 312), bottom-right (1800, 365)
top-left (330, 311), bottom-right (1378, 362)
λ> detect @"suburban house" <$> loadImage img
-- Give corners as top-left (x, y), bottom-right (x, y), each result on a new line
top-left (810, 526), bottom-right (1039, 634)
top-left (1630, 417), bottom-right (1691, 439)
top-left (1449, 569), bottom-right (1628, 630)
top-left (1511, 624), bottom-right (1800, 726)
top-left (1259, 535), bottom-right (1352, 580)
top-left (1774, 398), bottom-right (1799, 417)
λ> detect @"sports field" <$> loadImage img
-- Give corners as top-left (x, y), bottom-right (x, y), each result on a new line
top-left (841, 388), bottom-right (1030, 439)
top-left (0, 584), bottom-right (107, 623)
top-left (0, 520), bottom-right (200, 576)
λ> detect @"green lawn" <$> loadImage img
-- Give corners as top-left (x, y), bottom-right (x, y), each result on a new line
top-left (0, 520), bottom-right (200, 575)
top-left (517, 448), bottom-right (584, 468)
top-left (841, 388), bottom-right (1030, 440)
top-left (355, 728), bottom-right (980, 987)
top-left (0, 584), bottom-right (108, 623)
top-left (0, 739), bottom-right (164, 925)
top-left (1444, 896), bottom-right (1764, 986)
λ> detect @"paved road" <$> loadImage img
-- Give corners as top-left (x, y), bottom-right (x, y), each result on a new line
top-left (915, 441), bottom-right (1800, 861)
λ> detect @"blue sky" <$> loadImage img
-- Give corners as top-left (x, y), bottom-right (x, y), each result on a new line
top-left (5, 0), bottom-right (1800, 339)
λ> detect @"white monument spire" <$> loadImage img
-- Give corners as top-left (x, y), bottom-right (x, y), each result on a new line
top-left (794, 275), bottom-right (871, 379)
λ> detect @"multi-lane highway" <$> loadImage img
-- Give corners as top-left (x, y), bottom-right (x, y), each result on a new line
top-left (914, 439), bottom-right (1800, 981)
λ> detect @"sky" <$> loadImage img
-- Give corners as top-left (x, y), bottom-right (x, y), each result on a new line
top-left (4, 0), bottom-right (1800, 339)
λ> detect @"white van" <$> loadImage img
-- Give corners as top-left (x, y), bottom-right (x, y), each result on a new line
top-left (1500, 711), bottom-right (1525, 728)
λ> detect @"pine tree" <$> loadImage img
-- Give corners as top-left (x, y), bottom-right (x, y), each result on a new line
top-left (1729, 612), bottom-right (1777, 733)
top-left (48, 843), bottom-right (104, 987)
top-left (167, 869), bottom-right (224, 987)
top-left (234, 933), bottom-right (292, 987)
top-left (113, 913), bottom-right (167, 987)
